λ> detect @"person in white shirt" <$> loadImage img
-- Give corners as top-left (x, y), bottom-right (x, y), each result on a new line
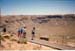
top-left (23, 27), bottom-right (26, 38)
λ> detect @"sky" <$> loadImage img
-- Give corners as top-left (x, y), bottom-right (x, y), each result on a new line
top-left (0, 0), bottom-right (75, 15)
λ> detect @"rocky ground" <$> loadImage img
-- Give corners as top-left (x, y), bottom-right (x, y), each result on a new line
top-left (0, 33), bottom-right (55, 50)
top-left (0, 14), bottom-right (75, 50)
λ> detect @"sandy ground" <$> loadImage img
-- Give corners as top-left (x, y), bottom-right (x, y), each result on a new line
top-left (0, 33), bottom-right (56, 50)
top-left (0, 40), bottom-right (55, 50)
top-left (0, 15), bottom-right (75, 50)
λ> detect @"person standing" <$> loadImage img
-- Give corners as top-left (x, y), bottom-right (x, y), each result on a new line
top-left (31, 27), bottom-right (35, 40)
top-left (3, 27), bottom-right (6, 34)
top-left (23, 27), bottom-right (26, 38)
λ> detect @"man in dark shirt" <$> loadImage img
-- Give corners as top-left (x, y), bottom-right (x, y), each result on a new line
top-left (31, 27), bottom-right (35, 40)
top-left (3, 27), bottom-right (6, 34)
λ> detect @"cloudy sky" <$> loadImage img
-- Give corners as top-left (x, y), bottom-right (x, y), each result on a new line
top-left (0, 0), bottom-right (75, 15)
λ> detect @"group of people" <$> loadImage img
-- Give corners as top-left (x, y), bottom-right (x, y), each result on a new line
top-left (2, 26), bottom-right (36, 40)
top-left (18, 26), bottom-right (35, 40)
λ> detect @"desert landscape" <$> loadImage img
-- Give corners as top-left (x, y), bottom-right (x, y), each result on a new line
top-left (1, 0), bottom-right (75, 50)
top-left (0, 14), bottom-right (75, 50)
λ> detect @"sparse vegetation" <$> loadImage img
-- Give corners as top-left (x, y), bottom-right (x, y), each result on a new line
top-left (0, 14), bottom-right (75, 50)
top-left (0, 32), bottom-right (5, 47)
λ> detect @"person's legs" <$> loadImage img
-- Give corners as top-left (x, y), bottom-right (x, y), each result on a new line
top-left (20, 32), bottom-right (23, 38)
top-left (32, 34), bottom-right (35, 40)
top-left (18, 32), bottom-right (19, 37)
top-left (31, 34), bottom-right (33, 40)
top-left (23, 33), bottom-right (26, 38)
top-left (18, 32), bottom-right (20, 38)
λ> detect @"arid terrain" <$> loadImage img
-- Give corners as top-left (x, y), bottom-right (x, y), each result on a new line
top-left (0, 14), bottom-right (75, 50)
